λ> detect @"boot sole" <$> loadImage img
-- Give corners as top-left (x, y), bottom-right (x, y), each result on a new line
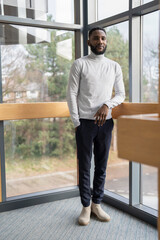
top-left (78, 220), bottom-right (90, 226)
top-left (91, 211), bottom-right (110, 222)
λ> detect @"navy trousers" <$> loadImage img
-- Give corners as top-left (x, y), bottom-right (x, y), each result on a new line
top-left (76, 118), bottom-right (114, 207)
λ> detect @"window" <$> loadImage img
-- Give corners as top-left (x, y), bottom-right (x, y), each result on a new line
top-left (27, 90), bottom-right (38, 99)
top-left (1, 24), bottom-right (76, 197)
top-left (141, 11), bottom-right (159, 210)
top-left (1, 25), bottom-right (75, 103)
top-left (0, 0), bottom-right (74, 24)
top-left (2, 76), bottom-right (6, 85)
top-left (104, 21), bottom-right (129, 199)
top-left (5, 117), bottom-right (77, 197)
top-left (141, 11), bottom-right (159, 103)
top-left (4, 93), bottom-right (10, 99)
top-left (15, 91), bottom-right (22, 98)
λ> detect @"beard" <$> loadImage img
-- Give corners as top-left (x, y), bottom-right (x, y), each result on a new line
top-left (90, 44), bottom-right (107, 55)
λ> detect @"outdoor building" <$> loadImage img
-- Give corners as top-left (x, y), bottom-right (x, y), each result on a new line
top-left (0, 0), bottom-right (159, 239)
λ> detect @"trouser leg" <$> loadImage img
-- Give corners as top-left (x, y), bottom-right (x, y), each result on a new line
top-left (76, 119), bottom-right (97, 207)
top-left (92, 118), bottom-right (114, 204)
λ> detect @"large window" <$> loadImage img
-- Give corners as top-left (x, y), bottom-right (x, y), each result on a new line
top-left (141, 11), bottom-right (159, 210)
top-left (0, 0), bottom-right (74, 24)
top-left (1, 24), bottom-right (76, 197)
top-left (104, 21), bottom-right (129, 199)
top-left (87, 0), bottom-right (159, 222)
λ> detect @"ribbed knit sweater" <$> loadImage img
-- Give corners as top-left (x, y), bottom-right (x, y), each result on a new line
top-left (67, 51), bottom-right (125, 128)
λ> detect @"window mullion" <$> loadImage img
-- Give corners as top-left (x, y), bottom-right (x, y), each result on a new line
top-left (129, 0), bottom-right (141, 205)
top-left (0, 50), bottom-right (6, 202)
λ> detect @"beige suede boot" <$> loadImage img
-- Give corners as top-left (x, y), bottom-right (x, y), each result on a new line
top-left (91, 202), bottom-right (110, 222)
top-left (78, 205), bottom-right (91, 226)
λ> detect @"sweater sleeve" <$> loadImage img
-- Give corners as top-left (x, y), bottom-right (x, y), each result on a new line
top-left (104, 63), bottom-right (125, 109)
top-left (67, 60), bottom-right (81, 128)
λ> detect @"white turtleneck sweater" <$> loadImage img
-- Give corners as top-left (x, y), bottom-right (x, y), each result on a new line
top-left (67, 52), bottom-right (125, 128)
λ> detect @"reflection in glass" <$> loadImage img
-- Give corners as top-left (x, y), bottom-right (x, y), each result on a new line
top-left (104, 22), bottom-right (129, 199)
top-left (1, 25), bottom-right (75, 103)
top-left (98, 0), bottom-right (129, 20)
top-left (5, 118), bottom-right (77, 197)
top-left (0, 0), bottom-right (74, 24)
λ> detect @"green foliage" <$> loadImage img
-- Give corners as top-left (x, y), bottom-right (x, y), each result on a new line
top-left (25, 30), bottom-right (74, 101)
top-left (5, 118), bottom-right (76, 161)
top-left (106, 27), bottom-right (129, 101)
top-left (62, 118), bottom-right (76, 156)
top-left (142, 45), bottom-right (159, 102)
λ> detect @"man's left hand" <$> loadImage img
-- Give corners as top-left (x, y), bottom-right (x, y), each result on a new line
top-left (94, 104), bottom-right (109, 126)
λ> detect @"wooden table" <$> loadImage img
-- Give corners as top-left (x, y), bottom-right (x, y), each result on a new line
top-left (117, 113), bottom-right (160, 238)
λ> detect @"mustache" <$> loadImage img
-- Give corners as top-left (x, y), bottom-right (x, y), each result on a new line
top-left (96, 44), bottom-right (104, 47)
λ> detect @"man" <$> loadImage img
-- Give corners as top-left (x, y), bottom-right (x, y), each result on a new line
top-left (67, 27), bottom-right (125, 226)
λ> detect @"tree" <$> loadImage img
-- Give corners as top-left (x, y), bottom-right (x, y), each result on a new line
top-left (142, 40), bottom-right (159, 102)
top-left (105, 27), bottom-right (129, 101)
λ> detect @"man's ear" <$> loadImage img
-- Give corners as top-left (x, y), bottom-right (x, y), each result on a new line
top-left (87, 40), bottom-right (90, 46)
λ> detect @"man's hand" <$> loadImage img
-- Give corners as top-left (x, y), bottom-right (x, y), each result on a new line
top-left (94, 104), bottom-right (109, 126)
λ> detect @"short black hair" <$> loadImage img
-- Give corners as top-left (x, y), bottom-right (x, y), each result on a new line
top-left (88, 27), bottom-right (106, 38)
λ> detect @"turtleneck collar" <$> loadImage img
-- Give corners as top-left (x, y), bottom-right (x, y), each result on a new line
top-left (88, 51), bottom-right (105, 61)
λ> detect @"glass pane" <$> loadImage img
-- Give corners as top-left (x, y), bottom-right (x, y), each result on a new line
top-left (1, 25), bottom-right (75, 103)
top-left (141, 11), bottom-right (159, 210)
top-left (133, 0), bottom-right (155, 8)
top-left (88, 0), bottom-right (97, 24)
top-left (142, 11), bottom-right (159, 103)
top-left (0, 0), bottom-right (74, 24)
top-left (5, 118), bottom-right (77, 197)
top-left (105, 120), bottom-right (129, 198)
top-left (132, 0), bottom-right (141, 8)
top-left (98, 0), bottom-right (129, 20)
top-left (142, 165), bottom-right (158, 210)
top-left (105, 21), bottom-right (129, 101)
top-left (143, 0), bottom-right (154, 3)
top-left (1, 24), bottom-right (76, 197)
top-left (104, 21), bottom-right (129, 198)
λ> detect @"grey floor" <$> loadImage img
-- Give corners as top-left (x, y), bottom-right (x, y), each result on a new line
top-left (0, 197), bottom-right (158, 240)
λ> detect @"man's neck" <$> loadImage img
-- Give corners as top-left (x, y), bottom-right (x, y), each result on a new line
top-left (89, 51), bottom-right (105, 60)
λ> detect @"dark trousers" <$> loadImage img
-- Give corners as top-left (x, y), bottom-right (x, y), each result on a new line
top-left (76, 118), bottom-right (114, 207)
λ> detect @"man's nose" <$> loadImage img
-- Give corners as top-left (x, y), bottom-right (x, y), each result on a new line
top-left (98, 38), bottom-right (103, 44)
